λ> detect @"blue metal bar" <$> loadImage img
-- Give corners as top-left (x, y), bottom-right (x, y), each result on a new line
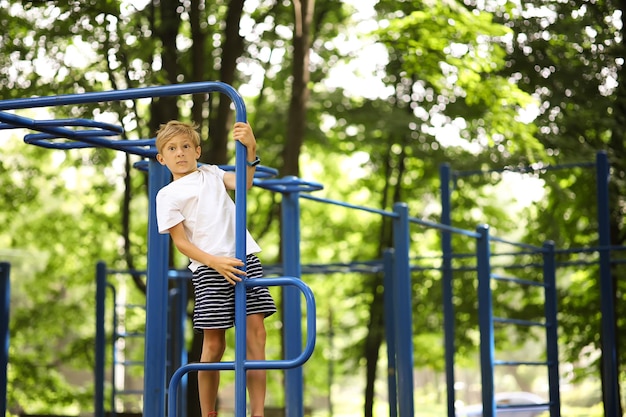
top-left (258, 176), bottom-right (323, 194)
top-left (300, 191), bottom-right (397, 218)
top-left (0, 81), bottom-right (247, 115)
top-left (409, 215), bottom-right (481, 238)
top-left (492, 317), bottom-right (545, 327)
top-left (452, 161), bottom-right (595, 178)
top-left (168, 271), bottom-right (188, 416)
top-left (476, 225), bottom-right (495, 417)
top-left (233, 103), bottom-right (248, 417)
top-left (543, 241), bottom-right (561, 417)
top-left (489, 235), bottom-right (543, 250)
top-left (282, 189), bottom-right (304, 417)
top-left (392, 202), bottom-right (415, 417)
top-left (595, 151), bottom-right (620, 417)
top-left (0, 117), bottom-right (124, 132)
top-left (0, 82), bottom-right (246, 158)
top-left (106, 282), bottom-right (118, 417)
top-left (493, 360), bottom-right (548, 366)
top-left (167, 276), bottom-right (316, 417)
top-left (440, 163), bottom-right (456, 417)
top-left (491, 274), bottom-right (546, 287)
top-left (383, 249), bottom-right (398, 417)
top-left (144, 158), bottom-right (171, 417)
top-left (0, 262), bottom-right (10, 417)
top-left (95, 261), bottom-right (107, 417)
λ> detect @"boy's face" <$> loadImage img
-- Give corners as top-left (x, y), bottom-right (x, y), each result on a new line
top-left (156, 134), bottom-right (201, 180)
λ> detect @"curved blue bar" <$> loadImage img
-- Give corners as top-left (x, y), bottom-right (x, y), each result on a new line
top-left (256, 175), bottom-right (324, 193)
top-left (167, 276), bottom-right (316, 417)
top-left (0, 117), bottom-right (124, 133)
top-left (24, 133), bottom-right (157, 157)
top-left (0, 81), bottom-right (247, 117)
top-left (0, 82), bottom-right (246, 160)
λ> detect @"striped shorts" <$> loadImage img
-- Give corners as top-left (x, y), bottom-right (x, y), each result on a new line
top-left (191, 254), bottom-right (277, 330)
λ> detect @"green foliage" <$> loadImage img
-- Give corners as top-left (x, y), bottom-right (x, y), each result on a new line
top-left (1, 130), bottom-right (132, 414)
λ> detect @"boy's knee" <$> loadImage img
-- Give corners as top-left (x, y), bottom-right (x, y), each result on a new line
top-left (202, 337), bottom-right (226, 361)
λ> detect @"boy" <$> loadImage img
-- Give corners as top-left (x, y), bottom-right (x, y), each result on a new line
top-left (155, 120), bottom-right (276, 417)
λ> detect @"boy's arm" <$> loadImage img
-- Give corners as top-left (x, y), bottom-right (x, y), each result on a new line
top-left (224, 122), bottom-right (257, 190)
top-left (168, 222), bottom-right (245, 285)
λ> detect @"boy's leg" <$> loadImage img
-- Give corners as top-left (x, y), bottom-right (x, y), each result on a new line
top-left (199, 329), bottom-right (226, 417)
top-left (246, 313), bottom-right (267, 417)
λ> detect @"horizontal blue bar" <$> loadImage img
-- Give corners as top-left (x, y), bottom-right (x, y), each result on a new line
top-left (493, 317), bottom-right (545, 327)
top-left (491, 274), bottom-right (546, 287)
top-left (0, 81), bottom-right (245, 111)
top-left (494, 360), bottom-right (550, 366)
top-left (300, 193), bottom-right (397, 218)
top-left (409, 216), bottom-right (481, 237)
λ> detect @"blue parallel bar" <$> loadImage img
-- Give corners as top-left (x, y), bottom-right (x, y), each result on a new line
top-left (476, 225), bottom-right (495, 417)
top-left (439, 163), bottom-right (456, 417)
top-left (383, 249), bottom-right (398, 417)
top-left (392, 202), bottom-right (415, 417)
top-left (145, 158), bottom-right (171, 417)
top-left (233, 96), bottom-right (249, 417)
top-left (0, 262), bottom-right (10, 417)
top-left (595, 151), bottom-right (620, 417)
top-left (542, 241), bottom-right (561, 417)
top-left (95, 262), bottom-right (107, 417)
top-left (281, 190), bottom-right (304, 417)
top-left (167, 277), bottom-right (316, 417)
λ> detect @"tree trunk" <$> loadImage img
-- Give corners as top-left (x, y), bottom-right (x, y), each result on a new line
top-left (204, 0), bottom-right (245, 165)
top-left (281, 0), bottom-right (315, 177)
top-left (148, 0), bottom-right (180, 136)
top-left (190, 0), bottom-right (207, 128)
top-left (363, 282), bottom-right (385, 417)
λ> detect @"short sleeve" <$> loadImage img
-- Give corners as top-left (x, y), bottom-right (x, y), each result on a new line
top-left (203, 164), bottom-right (226, 179)
top-left (156, 188), bottom-right (184, 234)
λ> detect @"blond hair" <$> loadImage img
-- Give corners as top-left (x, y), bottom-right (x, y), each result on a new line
top-left (155, 120), bottom-right (201, 154)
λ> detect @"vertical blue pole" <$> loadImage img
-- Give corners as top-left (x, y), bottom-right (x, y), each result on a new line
top-left (144, 158), bottom-right (171, 417)
top-left (392, 202), bottom-right (414, 417)
top-left (166, 274), bottom-right (188, 417)
top-left (476, 225), bottom-right (495, 417)
top-left (383, 249), bottom-right (397, 417)
top-left (595, 151), bottom-right (619, 417)
top-left (108, 283), bottom-right (118, 416)
top-left (439, 164), bottom-right (456, 417)
top-left (282, 187), bottom-right (304, 417)
top-left (0, 262), bottom-right (10, 416)
top-left (542, 241), bottom-right (561, 417)
top-left (177, 278), bottom-right (188, 417)
top-left (95, 261), bottom-right (107, 417)
top-left (233, 115), bottom-right (249, 417)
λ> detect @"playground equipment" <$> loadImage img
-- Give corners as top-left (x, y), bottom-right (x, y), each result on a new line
top-left (1, 262), bottom-right (9, 416)
top-left (0, 81), bottom-right (622, 417)
top-left (439, 152), bottom-right (620, 417)
top-left (0, 82), bottom-right (317, 417)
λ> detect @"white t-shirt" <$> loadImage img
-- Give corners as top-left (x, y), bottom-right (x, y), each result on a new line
top-left (156, 164), bottom-right (261, 272)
